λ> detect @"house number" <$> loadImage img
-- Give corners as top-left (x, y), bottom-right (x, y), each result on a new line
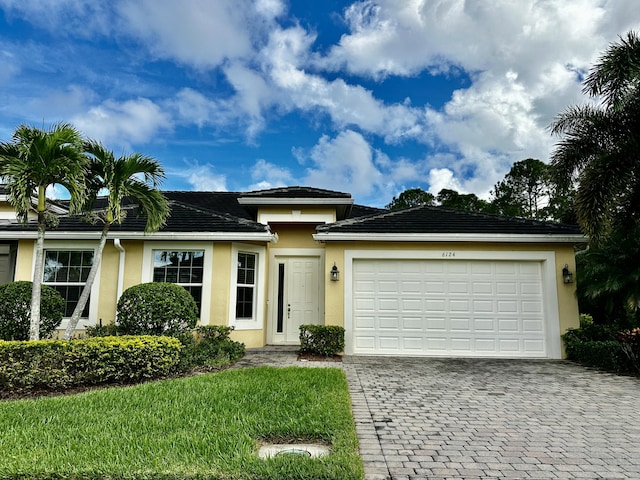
top-left (442, 251), bottom-right (456, 257)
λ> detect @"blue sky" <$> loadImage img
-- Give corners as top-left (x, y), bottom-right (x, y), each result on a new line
top-left (0, 1), bottom-right (638, 207)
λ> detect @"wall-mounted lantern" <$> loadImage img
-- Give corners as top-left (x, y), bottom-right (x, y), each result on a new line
top-left (330, 262), bottom-right (340, 282)
top-left (562, 264), bottom-right (574, 284)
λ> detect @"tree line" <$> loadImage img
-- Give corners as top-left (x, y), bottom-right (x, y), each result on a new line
top-left (386, 157), bottom-right (574, 224)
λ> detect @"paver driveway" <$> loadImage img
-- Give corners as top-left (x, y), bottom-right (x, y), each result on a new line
top-left (342, 357), bottom-right (640, 480)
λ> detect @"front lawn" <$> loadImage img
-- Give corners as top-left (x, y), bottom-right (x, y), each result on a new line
top-left (0, 367), bottom-right (363, 480)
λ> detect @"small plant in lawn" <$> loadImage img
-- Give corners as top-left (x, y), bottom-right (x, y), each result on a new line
top-left (0, 281), bottom-right (64, 340)
top-left (176, 325), bottom-right (245, 372)
top-left (299, 324), bottom-right (345, 357)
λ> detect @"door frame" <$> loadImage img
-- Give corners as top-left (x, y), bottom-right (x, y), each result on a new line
top-left (267, 249), bottom-right (325, 345)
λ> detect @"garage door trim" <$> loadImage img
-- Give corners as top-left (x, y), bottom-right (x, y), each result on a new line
top-left (344, 249), bottom-right (561, 358)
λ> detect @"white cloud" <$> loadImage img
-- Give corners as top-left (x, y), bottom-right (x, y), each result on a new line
top-left (248, 159), bottom-right (294, 191)
top-left (117, 0), bottom-right (283, 68)
top-left (316, 0), bottom-right (640, 194)
top-left (0, 0), bottom-right (112, 37)
top-left (427, 168), bottom-right (463, 196)
top-left (27, 85), bottom-right (97, 119)
top-left (171, 161), bottom-right (228, 192)
top-left (72, 98), bottom-right (172, 146)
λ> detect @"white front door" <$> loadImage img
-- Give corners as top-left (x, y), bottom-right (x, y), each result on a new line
top-left (271, 256), bottom-right (322, 344)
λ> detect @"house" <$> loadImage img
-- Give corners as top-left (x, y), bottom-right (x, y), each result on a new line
top-left (0, 186), bottom-right (584, 358)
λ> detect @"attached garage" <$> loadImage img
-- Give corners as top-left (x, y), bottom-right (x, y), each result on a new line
top-left (315, 204), bottom-right (583, 360)
top-left (349, 256), bottom-right (556, 358)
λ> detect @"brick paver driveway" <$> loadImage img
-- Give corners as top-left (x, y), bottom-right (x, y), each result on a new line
top-left (342, 357), bottom-right (640, 480)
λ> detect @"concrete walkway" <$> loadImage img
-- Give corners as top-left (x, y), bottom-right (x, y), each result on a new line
top-left (234, 349), bottom-right (640, 479)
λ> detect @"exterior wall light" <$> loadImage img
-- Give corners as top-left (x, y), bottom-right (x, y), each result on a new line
top-left (562, 264), bottom-right (574, 284)
top-left (330, 262), bottom-right (340, 282)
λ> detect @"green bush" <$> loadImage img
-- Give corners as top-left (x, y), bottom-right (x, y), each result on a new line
top-left (299, 324), bottom-right (345, 356)
top-left (85, 322), bottom-right (119, 337)
top-left (617, 328), bottom-right (640, 373)
top-left (0, 281), bottom-right (65, 340)
top-left (0, 336), bottom-right (182, 392)
top-left (117, 282), bottom-right (198, 336)
top-left (563, 314), bottom-right (634, 373)
top-left (177, 325), bottom-right (245, 372)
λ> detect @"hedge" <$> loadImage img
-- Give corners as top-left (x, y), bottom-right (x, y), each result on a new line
top-left (299, 324), bottom-right (345, 356)
top-left (0, 336), bottom-right (182, 393)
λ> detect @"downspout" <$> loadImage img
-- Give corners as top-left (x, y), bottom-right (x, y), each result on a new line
top-left (113, 239), bottom-right (126, 318)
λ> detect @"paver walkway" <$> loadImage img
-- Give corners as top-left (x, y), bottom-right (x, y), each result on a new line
top-left (235, 349), bottom-right (640, 479)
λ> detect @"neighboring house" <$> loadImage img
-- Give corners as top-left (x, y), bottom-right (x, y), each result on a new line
top-left (0, 186), bottom-right (584, 358)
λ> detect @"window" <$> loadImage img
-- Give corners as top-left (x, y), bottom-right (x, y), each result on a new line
top-left (152, 250), bottom-right (204, 314)
top-left (235, 252), bottom-right (256, 319)
top-left (43, 250), bottom-right (94, 317)
top-left (229, 243), bottom-right (265, 330)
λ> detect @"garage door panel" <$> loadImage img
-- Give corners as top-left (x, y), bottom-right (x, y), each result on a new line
top-left (379, 336), bottom-right (400, 349)
top-left (352, 259), bottom-right (547, 358)
top-left (427, 317), bottom-right (447, 330)
top-left (355, 315), bottom-right (375, 329)
top-left (426, 281), bottom-right (446, 293)
top-left (497, 282), bottom-right (517, 295)
top-left (378, 298), bottom-right (399, 311)
top-left (403, 317), bottom-right (423, 330)
top-left (401, 298), bottom-right (422, 311)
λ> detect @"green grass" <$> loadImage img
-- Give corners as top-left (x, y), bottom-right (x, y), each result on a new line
top-left (0, 367), bottom-right (363, 480)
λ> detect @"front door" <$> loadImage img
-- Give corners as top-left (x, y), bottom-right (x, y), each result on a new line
top-left (271, 256), bottom-right (322, 344)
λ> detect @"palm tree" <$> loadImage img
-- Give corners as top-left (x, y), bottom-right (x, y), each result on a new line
top-left (62, 140), bottom-right (169, 340)
top-left (0, 123), bottom-right (87, 340)
top-left (549, 31), bottom-right (640, 245)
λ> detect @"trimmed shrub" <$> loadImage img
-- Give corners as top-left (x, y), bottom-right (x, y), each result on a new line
top-left (176, 325), bottom-right (245, 372)
top-left (299, 324), bottom-right (345, 356)
top-left (117, 282), bottom-right (198, 336)
top-left (617, 328), bottom-right (640, 373)
top-left (0, 336), bottom-right (182, 392)
top-left (0, 281), bottom-right (65, 340)
top-left (563, 314), bottom-right (634, 373)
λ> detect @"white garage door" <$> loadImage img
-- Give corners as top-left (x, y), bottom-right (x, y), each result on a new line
top-left (352, 259), bottom-right (548, 357)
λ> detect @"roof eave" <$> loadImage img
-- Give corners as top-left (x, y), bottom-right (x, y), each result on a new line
top-left (0, 231), bottom-right (277, 242)
top-left (312, 232), bottom-right (587, 243)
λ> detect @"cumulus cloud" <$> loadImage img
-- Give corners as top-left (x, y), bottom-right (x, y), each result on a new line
top-left (117, 0), bottom-right (283, 68)
top-left (72, 98), bottom-right (172, 146)
top-left (171, 161), bottom-right (228, 192)
top-left (427, 168), bottom-right (463, 196)
top-left (248, 159), bottom-right (294, 191)
top-left (316, 0), bottom-right (640, 193)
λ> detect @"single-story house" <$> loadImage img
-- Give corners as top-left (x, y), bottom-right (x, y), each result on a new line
top-left (0, 186), bottom-right (584, 358)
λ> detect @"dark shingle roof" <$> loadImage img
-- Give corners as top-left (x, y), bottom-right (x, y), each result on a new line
top-left (316, 205), bottom-right (583, 236)
top-left (240, 186), bottom-right (351, 199)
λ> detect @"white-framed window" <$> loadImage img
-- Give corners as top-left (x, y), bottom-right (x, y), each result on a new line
top-left (229, 243), bottom-right (265, 330)
top-left (152, 250), bottom-right (204, 314)
top-left (141, 242), bottom-right (213, 323)
top-left (43, 249), bottom-right (93, 318)
top-left (36, 241), bottom-right (102, 330)
top-left (235, 252), bottom-right (256, 319)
